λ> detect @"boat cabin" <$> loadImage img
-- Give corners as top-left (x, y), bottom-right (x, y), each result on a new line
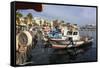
top-left (66, 31), bottom-right (80, 41)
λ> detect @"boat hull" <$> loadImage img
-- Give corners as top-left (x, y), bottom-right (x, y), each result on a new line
top-left (50, 39), bottom-right (93, 49)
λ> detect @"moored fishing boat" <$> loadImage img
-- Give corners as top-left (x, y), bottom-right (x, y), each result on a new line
top-left (46, 24), bottom-right (93, 49)
top-left (50, 37), bottom-right (93, 49)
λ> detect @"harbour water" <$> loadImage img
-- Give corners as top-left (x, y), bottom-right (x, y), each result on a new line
top-left (26, 30), bottom-right (97, 65)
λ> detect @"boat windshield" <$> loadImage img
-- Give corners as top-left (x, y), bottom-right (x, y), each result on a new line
top-left (73, 32), bottom-right (78, 35)
top-left (67, 31), bottom-right (78, 35)
top-left (67, 31), bottom-right (72, 35)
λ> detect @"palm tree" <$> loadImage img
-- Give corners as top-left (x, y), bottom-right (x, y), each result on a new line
top-left (24, 17), bottom-right (28, 24)
top-left (16, 12), bottom-right (23, 25)
top-left (27, 13), bottom-right (33, 25)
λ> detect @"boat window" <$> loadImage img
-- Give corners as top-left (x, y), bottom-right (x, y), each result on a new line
top-left (73, 32), bottom-right (78, 35)
top-left (67, 31), bottom-right (72, 35)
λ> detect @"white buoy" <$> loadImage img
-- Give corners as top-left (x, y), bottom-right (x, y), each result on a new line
top-left (18, 31), bottom-right (32, 46)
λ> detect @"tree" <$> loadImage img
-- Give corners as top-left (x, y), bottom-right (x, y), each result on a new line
top-left (27, 13), bottom-right (33, 25)
top-left (16, 12), bottom-right (23, 25)
top-left (24, 17), bottom-right (28, 24)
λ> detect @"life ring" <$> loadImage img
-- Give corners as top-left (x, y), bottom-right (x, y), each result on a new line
top-left (18, 31), bottom-right (32, 46)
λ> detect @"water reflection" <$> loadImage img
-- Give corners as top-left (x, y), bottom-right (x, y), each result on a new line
top-left (25, 42), bottom-right (93, 66)
top-left (49, 43), bottom-right (92, 64)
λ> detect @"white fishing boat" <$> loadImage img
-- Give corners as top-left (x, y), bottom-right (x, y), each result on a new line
top-left (47, 24), bottom-right (93, 49)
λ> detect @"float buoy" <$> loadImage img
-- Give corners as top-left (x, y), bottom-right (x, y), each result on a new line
top-left (18, 31), bottom-right (32, 46)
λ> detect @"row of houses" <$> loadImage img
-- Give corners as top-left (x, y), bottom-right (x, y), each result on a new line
top-left (16, 17), bottom-right (79, 36)
top-left (79, 24), bottom-right (96, 31)
top-left (16, 17), bottom-right (78, 28)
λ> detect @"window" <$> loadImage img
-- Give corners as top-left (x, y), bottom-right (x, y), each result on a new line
top-left (73, 32), bottom-right (78, 35)
top-left (67, 31), bottom-right (72, 35)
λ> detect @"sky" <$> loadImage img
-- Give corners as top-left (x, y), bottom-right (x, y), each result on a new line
top-left (17, 4), bottom-right (96, 26)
